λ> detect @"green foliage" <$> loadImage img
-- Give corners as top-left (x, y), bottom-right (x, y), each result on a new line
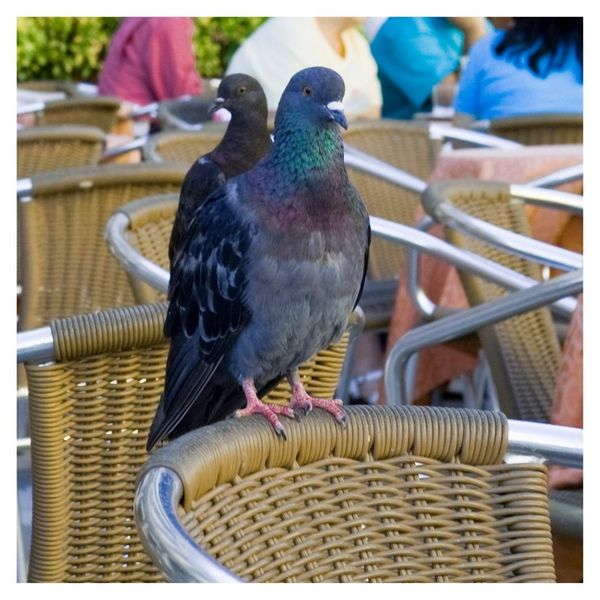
top-left (193, 17), bottom-right (267, 78)
top-left (17, 16), bottom-right (267, 83)
top-left (17, 17), bottom-right (120, 82)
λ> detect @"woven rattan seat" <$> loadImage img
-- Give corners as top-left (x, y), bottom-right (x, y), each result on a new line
top-left (343, 119), bottom-right (442, 280)
top-left (17, 163), bottom-right (186, 330)
top-left (143, 127), bottom-right (227, 164)
top-left (23, 298), bottom-right (361, 581)
top-left (17, 124), bottom-right (105, 178)
top-left (486, 114), bottom-right (583, 146)
top-left (422, 180), bottom-right (563, 423)
top-left (36, 96), bottom-right (121, 132)
top-left (136, 404), bottom-right (556, 583)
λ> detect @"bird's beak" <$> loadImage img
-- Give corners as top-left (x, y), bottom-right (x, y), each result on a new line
top-left (326, 101), bottom-right (348, 130)
top-left (209, 97), bottom-right (226, 115)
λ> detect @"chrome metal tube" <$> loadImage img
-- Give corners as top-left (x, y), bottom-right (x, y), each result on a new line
top-left (435, 202), bottom-right (582, 271)
top-left (525, 163), bottom-right (583, 190)
top-left (17, 326), bottom-right (55, 363)
top-left (406, 215), bottom-right (438, 318)
top-left (511, 183), bottom-right (583, 215)
top-left (17, 101), bottom-right (45, 116)
top-left (105, 213), bottom-right (170, 294)
top-left (369, 216), bottom-right (577, 318)
top-left (507, 420), bottom-right (583, 469)
top-left (384, 269), bottom-right (583, 406)
top-left (343, 145), bottom-right (427, 193)
top-left (134, 467), bottom-right (242, 583)
top-left (101, 136), bottom-right (148, 160)
top-left (429, 123), bottom-right (523, 149)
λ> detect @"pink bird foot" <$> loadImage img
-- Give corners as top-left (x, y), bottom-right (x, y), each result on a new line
top-left (288, 372), bottom-right (347, 425)
top-left (235, 378), bottom-right (295, 439)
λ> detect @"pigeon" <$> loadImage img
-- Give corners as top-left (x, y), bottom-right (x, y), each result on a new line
top-left (147, 66), bottom-right (371, 451)
top-left (168, 73), bottom-right (272, 267)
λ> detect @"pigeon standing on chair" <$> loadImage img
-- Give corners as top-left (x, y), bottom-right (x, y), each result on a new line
top-left (168, 73), bottom-right (272, 267)
top-left (147, 66), bottom-right (370, 451)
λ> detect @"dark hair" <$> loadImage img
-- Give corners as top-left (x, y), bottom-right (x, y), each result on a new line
top-left (494, 17), bottom-right (583, 82)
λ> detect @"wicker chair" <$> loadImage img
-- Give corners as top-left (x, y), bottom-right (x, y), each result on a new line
top-left (17, 163), bottom-right (186, 331)
top-left (420, 180), bottom-right (582, 423)
top-left (143, 127), bottom-right (227, 164)
top-left (106, 194), bottom-right (178, 304)
top-left (343, 119), bottom-right (441, 281)
top-left (133, 403), bottom-right (579, 583)
top-left (485, 113), bottom-right (583, 146)
top-left (19, 297), bottom-right (363, 582)
top-left (35, 96), bottom-right (122, 133)
top-left (17, 125), bottom-right (105, 178)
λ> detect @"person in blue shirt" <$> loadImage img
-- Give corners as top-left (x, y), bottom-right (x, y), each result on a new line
top-left (366, 17), bottom-right (488, 119)
top-left (454, 17), bottom-right (583, 122)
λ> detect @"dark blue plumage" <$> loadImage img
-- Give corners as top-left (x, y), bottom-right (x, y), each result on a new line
top-left (147, 67), bottom-right (370, 451)
top-left (168, 73), bottom-right (272, 267)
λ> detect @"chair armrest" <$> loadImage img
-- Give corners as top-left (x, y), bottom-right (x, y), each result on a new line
top-left (525, 163), bottom-right (583, 191)
top-left (511, 182), bottom-right (583, 214)
top-left (134, 467), bottom-right (241, 583)
top-left (384, 269), bottom-right (583, 406)
top-left (105, 211), bottom-right (170, 294)
top-left (429, 123), bottom-right (523, 149)
top-left (100, 136), bottom-right (148, 161)
top-left (369, 216), bottom-right (576, 319)
top-left (422, 185), bottom-right (583, 271)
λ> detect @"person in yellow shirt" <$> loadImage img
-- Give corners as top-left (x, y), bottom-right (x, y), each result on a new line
top-left (226, 17), bottom-right (382, 121)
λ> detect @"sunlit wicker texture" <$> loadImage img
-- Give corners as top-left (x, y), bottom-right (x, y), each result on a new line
top-left (143, 127), bottom-right (228, 164)
top-left (17, 125), bottom-right (105, 178)
top-left (486, 114), bottom-right (583, 146)
top-left (138, 404), bottom-right (556, 583)
top-left (18, 163), bottom-right (186, 330)
top-left (422, 180), bottom-right (563, 423)
top-left (36, 96), bottom-right (121, 133)
top-left (343, 119), bottom-right (441, 280)
top-left (23, 294), bottom-right (359, 581)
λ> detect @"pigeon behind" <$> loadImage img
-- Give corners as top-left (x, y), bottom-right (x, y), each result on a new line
top-left (148, 66), bottom-right (371, 451)
top-left (168, 73), bottom-right (272, 268)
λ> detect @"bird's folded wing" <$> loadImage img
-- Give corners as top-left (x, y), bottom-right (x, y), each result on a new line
top-left (155, 186), bottom-right (253, 441)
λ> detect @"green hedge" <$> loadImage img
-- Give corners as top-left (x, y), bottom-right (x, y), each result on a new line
top-left (17, 17), bottom-right (267, 83)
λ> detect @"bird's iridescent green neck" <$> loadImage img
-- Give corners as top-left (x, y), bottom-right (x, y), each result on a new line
top-left (267, 112), bottom-right (345, 188)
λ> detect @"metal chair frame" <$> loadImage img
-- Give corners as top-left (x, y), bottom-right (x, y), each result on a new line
top-left (384, 269), bottom-right (583, 406)
top-left (133, 408), bottom-right (582, 582)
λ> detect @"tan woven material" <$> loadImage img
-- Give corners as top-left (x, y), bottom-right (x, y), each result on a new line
top-left (143, 127), bottom-right (227, 164)
top-left (25, 300), bottom-right (358, 581)
top-left (17, 125), bottom-right (105, 178)
top-left (488, 114), bottom-right (583, 146)
top-left (37, 96), bottom-right (121, 132)
top-left (142, 405), bottom-right (555, 583)
top-left (343, 119), bottom-right (441, 279)
top-left (120, 194), bottom-right (179, 304)
top-left (423, 180), bottom-right (562, 422)
top-left (18, 163), bottom-right (186, 330)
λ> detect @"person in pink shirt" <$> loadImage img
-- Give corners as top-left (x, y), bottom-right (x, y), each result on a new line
top-left (98, 17), bottom-right (202, 105)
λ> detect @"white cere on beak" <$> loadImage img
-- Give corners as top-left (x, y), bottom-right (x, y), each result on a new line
top-left (215, 97), bottom-right (225, 103)
top-left (327, 101), bottom-right (345, 113)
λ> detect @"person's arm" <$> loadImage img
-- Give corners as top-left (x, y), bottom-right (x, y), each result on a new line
top-left (446, 17), bottom-right (488, 50)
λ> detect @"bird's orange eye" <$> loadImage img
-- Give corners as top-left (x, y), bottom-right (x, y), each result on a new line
top-left (303, 86), bottom-right (312, 97)
top-left (238, 86), bottom-right (246, 94)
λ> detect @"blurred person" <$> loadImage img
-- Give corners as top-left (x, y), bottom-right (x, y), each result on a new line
top-left (98, 17), bottom-right (202, 106)
top-left (365, 17), bottom-right (489, 119)
top-left (454, 17), bottom-right (583, 121)
top-left (225, 17), bottom-right (382, 121)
